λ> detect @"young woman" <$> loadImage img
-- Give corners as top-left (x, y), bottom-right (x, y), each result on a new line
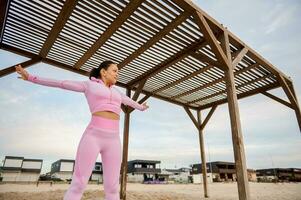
top-left (15, 61), bottom-right (148, 200)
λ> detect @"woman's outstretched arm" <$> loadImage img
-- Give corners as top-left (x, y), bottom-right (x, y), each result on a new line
top-left (119, 90), bottom-right (149, 111)
top-left (15, 65), bottom-right (86, 93)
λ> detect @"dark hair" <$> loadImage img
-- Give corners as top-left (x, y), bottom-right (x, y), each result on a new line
top-left (89, 60), bottom-right (115, 80)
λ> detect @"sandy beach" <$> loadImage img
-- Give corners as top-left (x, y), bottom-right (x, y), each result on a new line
top-left (0, 182), bottom-right (300, 200)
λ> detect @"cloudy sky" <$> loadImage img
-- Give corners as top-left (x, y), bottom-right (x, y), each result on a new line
top-left (0, 0), bottom-right (300, 174)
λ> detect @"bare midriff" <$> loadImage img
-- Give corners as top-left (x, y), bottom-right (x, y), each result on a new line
top-left (92, 111), bottom-right (120, 120)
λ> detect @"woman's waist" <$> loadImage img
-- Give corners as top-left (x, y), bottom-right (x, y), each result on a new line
top-left (89, 114), bottom-right (119, 130)
top-left (92, 110), bottom-right (120, 120)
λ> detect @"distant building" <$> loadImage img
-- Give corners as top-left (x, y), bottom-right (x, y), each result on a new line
top-left (191, 161), bottom-right (256, 183)
top-left (127, 160), bottom-right (161, 183)
top-left (160, 167), bottom-right (192, 183)
top-left (50, 159), bottom-right (103, 182)
top-left (256, 168), bottom-right (301, 182)
top-left (0, 156), bottom-right (42, 182)
top-left (50, 159), bottom-right (74, 180)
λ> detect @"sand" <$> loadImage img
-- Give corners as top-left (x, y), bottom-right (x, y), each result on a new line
top-left (0, 182), bottom-right (300, 200)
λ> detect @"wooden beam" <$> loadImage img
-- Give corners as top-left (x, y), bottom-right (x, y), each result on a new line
top-left (0, 57), bottom-right (41, 78)
top-left (0, 0), bottom-right (10, 44)
top-left (120, 89), bottom-right (131, 200)
top-left (232, 47), bottom-right (248, 68)
top-left (183, 106), bottom-right (199, 130)
top-left (220, 28), bottom-right (232, 60)
top-left (197, 110), bottom-right (209, 198)
top-left (200, 105), bottom-right (217, 130)
top-left (118, 12), bottom-right (190, 70)
top-left (190, 51), bottom-right (221, 68)
top-left (131, 79), bottom-right (147, 101)
top-left (128, 94), bottom-right (150, 113)
top-left (287, 83), bottom-right (301, 133)
top-left (193, 12), bottom-right (229, 70)
top-left (278, 75), bottom-right (298, 109)
top-left (261, 91), bottom-right (294, 109)
top-left (74, 0), bottom-right (145, 69)
top-left (39, 0), bottom-right (78, 57)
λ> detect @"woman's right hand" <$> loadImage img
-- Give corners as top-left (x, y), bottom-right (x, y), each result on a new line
top-left (15, 64), bottom-right (29, 80)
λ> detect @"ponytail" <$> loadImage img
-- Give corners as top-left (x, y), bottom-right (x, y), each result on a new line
top-left (89, 60), bottom-right (115, 80)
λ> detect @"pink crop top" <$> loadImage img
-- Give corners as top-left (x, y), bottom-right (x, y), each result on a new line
top-left (27, 74), bottom-right (146, 115)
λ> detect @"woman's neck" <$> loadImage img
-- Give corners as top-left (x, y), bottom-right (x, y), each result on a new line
top-left (101, 78), bottom-right (111, 88)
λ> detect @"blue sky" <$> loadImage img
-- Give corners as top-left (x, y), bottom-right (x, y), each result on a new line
top-left (0, 0), bottom-right (300, 174)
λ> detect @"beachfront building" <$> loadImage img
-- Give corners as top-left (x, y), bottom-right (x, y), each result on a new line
top-left (50, 159), bottom-right (103, 182)
top-left (50, 159), bottom-right (74, 180)
top-left (127, 160), bottom-right (161, 183)
top-left (256, 168), bottom-right (301, 182)
top-left (160, 167), bottom-right (192, 183)
top-left (0, 156), bottom-right (42, 182)
top-left (191, 161), bottom-right (257, 183)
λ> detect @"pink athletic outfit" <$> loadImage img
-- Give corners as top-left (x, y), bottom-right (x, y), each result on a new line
top-left (27, 74), bottom-right (146, 200)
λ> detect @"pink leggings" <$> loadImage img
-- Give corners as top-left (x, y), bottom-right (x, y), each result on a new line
top-left (64, 116), bottom-right (121, 200)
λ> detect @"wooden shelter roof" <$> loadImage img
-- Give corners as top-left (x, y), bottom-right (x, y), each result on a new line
top-left (0, 0), bottom-right (293, 111)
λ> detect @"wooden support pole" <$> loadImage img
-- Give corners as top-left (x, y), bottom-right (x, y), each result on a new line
top-left (120, 89), bottom-right (131, 200)
top-left (197, 110), bottom-right (209, 198)
top-left (220, 27), bottom-right (250, 200)
top-left (184, 106), bottom-right (209, 198)
top-left (225, 67), bottom-right (250, 200)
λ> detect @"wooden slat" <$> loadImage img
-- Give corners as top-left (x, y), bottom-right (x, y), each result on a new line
top-left (188, 74), bottom-right (275, 104)
top-left (153, 64), bottom-right (215, 94)
top-left (74, 0), bottom-right (145, 69)
top-left (199, 82), bottom-right (280, 110)
top-left (172, 63), bottom-right (260, 99)
top-left (128, 38), bottom-right (208, 87)
top-left (0, 0), bottom-right (11, 43)
top-left (118, 12), bottom-right (191, 70)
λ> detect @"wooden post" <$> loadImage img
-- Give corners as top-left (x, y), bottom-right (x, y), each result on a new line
top-left (197, 110), bottom-right (209, 198)
top-left (224, 67), bottom-right (250, 200)
top-left (221, 27), bottom-right (250, 200)
top-left (120, 89), bottom-right (131, 200)
top-left (184, 107), bottom-right (215, 198)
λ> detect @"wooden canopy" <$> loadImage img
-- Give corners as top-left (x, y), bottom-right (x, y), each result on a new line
top-left (1, 1), bottom-right (300, 200)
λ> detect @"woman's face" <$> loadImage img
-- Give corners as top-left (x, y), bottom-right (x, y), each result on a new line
top-left (101, 64), bottom-right (119, 85)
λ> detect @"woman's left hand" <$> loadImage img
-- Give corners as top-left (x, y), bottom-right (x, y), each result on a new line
top-left (142, 102), bottom-right (149, 110)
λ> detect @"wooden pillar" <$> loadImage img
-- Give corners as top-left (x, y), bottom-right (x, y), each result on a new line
top-left (225, 67), bottom-right (250, 200)
top-left (197, 110), bottom-right (209, 198)
top-left (185, 106), bottom-right (217, 198)
top-left (120, 89), bottom-right (131, 200)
